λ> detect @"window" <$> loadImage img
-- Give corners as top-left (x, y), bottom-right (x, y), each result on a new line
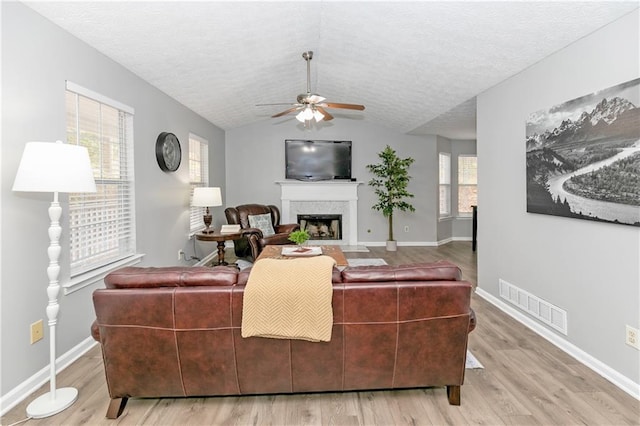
top-left (458, 155), bottom-right (478, 216)
top-left (189, 133), bottom-right (209, 234)
top-left (439, 153), bottom-right (451, 217)
top-left (66, 82), bottom-right (136, 276)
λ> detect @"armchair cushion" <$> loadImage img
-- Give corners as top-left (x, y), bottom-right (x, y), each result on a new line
top-left (248, 213), bottom-right (275, 237)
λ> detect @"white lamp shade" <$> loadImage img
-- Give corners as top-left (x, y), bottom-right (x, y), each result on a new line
top-left (192, 187), bottom-right (222, 207)
top-left (13, 141), bottom-right (96, 193)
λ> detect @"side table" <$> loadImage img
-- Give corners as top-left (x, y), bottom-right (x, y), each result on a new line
top-left (195, 231), bottom-right (242, 266)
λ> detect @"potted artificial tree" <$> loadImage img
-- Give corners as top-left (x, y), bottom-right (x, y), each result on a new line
top-left (366, 145), bottom-right (415, 251)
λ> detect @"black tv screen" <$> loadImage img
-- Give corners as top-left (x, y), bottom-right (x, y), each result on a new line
top-left (285, 140), bottom-right (352, 181)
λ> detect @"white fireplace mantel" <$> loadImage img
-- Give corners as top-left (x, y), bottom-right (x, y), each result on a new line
top-left (277, 181), bottom-right (363, 245)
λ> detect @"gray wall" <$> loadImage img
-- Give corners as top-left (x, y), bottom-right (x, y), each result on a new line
top-left (1, 3), bottom-right (225, 395)
top-left (477, 9), bottom-right (639, 386)
top-left (436, 136), bottom-right (453, 242)
top-left (225, 120), bottom-right (438, 245)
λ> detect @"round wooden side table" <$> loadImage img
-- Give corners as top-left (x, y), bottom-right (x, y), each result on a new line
top-left (195, 231), bottom-right (242, 265)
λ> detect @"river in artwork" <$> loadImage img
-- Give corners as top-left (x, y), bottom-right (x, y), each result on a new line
top-left (547, 140), bottom-right (640, 225)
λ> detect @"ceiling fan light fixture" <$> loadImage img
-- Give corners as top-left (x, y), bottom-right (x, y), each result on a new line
top-left (296, 106), bottom-right (314, 123)
top-left (313, 108), bottom-right (324, 122)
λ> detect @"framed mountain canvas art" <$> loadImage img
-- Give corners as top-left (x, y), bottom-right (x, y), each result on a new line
top-left (526, 78), bottom-right (640, 227)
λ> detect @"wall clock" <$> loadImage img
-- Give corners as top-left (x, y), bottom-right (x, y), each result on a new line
top-left (155, 132), bottom-right (181, 172)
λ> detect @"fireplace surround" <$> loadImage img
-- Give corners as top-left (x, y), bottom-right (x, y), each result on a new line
top-left (278, 181), bottom-right (362, 245)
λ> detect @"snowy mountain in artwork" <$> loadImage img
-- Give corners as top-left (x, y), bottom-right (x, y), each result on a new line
top-left (526, 97), bottom-right (638, 151)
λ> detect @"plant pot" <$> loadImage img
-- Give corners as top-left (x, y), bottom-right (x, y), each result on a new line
top-left (386, 240), bottom-right (397, 251)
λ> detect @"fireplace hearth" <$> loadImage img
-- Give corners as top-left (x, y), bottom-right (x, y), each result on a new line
top-left (298, 214), bottom-right (342, 241)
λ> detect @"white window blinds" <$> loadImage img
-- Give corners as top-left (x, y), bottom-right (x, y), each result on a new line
top-left (189, 134), bottom-right (209, 233)
top-left (66, 82), bottom-right (136, 276)
top-left (458, 155), bottom-right (478, 215)
top-left (439, 153), bottom-right (451, 217)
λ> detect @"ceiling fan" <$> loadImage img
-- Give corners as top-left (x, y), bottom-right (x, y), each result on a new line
top-left (258, 51), bottom-right (365, 124)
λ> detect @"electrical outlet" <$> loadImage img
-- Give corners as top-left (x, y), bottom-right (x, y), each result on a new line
top-left (404, 226), bottom-right (409, 232)
top-left (178, 249), bottom-right (185, 261)
top-left (626, 325), bottom-right (639, 350)
top-left (30, 320), bottom-right (44, 344)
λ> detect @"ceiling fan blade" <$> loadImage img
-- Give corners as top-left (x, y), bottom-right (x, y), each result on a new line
top-left (307, 94), bottom-right (326, 104)
top-left (256, 103), bottom-right (297, 106)
top-left (323, 102), bottom-right (365, 111)
top-left (271, 106), bottom-right (301, 118)
top-left (316, 106), bottom-right (334, 121)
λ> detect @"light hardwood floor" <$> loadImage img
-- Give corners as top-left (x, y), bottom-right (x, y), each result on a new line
top-left (3, 242), bottom-right (638, 425)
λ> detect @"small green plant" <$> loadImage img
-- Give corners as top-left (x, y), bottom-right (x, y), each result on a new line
top-left (288, 229), bottom-right (310, 245)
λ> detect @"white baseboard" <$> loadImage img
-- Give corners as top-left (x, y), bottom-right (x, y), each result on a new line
top-left (475, 287), bottom-right (640, 400)
top-left (362, 240), bottom-right (469, 247)
top-left (452, 236), bottom-right (472, 242)
top-left (0, 337), bottom-right (98, 416)
top-left (358, 241), bottom-right (438, 247)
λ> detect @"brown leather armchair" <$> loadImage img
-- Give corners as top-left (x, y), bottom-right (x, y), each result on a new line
top-left (225, 204), bottom-right (300, 260)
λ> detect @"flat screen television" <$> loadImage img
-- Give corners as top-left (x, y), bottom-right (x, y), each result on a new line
top-left (285, 139), bottom-right (352, 181)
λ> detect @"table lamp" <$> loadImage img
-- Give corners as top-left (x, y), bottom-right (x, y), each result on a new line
top-left (192, 187), bottom-right (222, 233)
top-left (12, 141), bottom-right (96, 418)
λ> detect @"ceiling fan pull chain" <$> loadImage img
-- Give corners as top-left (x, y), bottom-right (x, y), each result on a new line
top-left (304, 51), bottom-right (313, 95)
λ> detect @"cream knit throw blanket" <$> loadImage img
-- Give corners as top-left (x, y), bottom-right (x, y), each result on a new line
top-left (241, 255), bottom-right (336, 342)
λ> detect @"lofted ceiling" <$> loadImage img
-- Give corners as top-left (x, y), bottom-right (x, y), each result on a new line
top-left (24, 1), bottom-right (638, 139)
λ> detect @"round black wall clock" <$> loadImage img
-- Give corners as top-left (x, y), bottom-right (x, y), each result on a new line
top-left (155, 132), bottom-right (181, 172)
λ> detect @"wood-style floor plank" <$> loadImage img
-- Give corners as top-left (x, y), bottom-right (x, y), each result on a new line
top-left (3, 242), bottom-right (638, 425)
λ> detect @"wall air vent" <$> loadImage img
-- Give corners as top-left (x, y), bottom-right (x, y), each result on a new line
top-left (499, 279), bottom-right (568, 335)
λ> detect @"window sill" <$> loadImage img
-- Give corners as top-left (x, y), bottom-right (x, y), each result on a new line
top-left (438, 215), bottom-right (453, 222)
top-left (63, 253), bottom-right (145, 295)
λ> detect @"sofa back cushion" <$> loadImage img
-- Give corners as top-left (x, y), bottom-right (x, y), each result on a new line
top-left (105, 266), bottom-right (238, 289)
top-left (341, 260), bottom-right (461, 283)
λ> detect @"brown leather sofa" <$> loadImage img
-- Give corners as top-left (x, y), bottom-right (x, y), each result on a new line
top-left (224, 204), bottom-right (300, 260)
top-left (91, 260), bottom-right (476, 419)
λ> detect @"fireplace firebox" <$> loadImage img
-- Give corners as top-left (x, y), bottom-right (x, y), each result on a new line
top-left (297, 214), bottom-right (342, 241)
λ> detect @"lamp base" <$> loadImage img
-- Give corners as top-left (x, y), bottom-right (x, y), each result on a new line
top-left (27, 387), bottom-right (78, 419)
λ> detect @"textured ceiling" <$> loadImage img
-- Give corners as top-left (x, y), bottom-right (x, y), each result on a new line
top-left (24, 1), bottom-right (638, 139)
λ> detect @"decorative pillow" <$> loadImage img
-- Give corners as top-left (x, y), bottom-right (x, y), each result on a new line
top-left (248, 213), bottom-right (275, 237)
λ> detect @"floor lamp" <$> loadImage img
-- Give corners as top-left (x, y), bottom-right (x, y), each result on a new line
top-left (12, 141), bottom-right (96, 418)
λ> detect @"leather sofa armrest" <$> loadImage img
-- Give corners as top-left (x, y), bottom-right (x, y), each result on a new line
top-left (468, 308), bottom-right (476, 333)
top-left (276, 223), bottom-right (300, 234)
top-left (241, 227), bottom-right (263, 238)
top-left (260, 233), bottom-right (295, 246)
top-left (91, 320), bottom-right (100, 341)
